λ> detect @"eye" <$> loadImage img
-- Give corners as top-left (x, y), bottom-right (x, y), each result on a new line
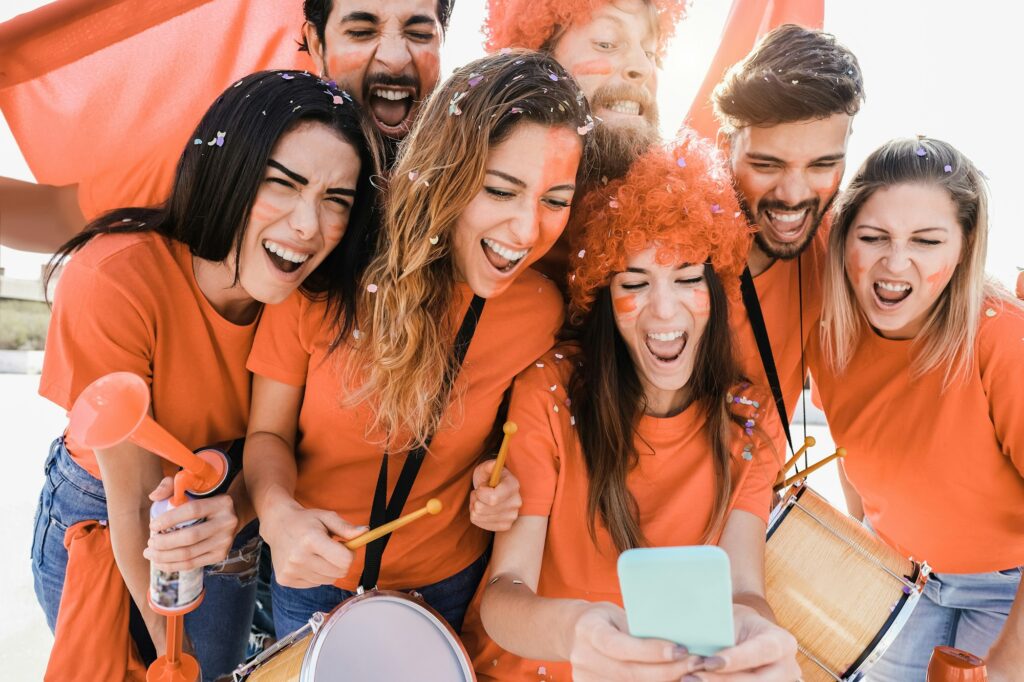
top-left (406, 30), bottom-right (435, 42)
top-left (619, 281), bottom-right (647, 291)
top-left (541, 197), bottom-right (572, 210)
top-left (325, 197), bottom-right (351, 210)
top-left (266, 177), bottom-right (295, 190)
top-left (810, 161), bottom-right (840, 170)
top-left (857, 234), bottom-right (883, 243)
top-left (346, 29), bottom-right (375, 39)
top-left (484, 186), bottom-right (515, 200)
top-left (678, 275), bottom-right (704, 285)
top-left (914, 237), bottom-right (943, 246)
top-left (750, 162), bottom-right (779, 172)
top-left (594, 40), bottom-right (616, 50)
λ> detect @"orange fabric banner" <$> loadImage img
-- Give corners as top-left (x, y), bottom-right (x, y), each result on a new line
top-left (0, 0), bottom-right (312, 217)
top-left (685, 0), bottom-right (825, 139)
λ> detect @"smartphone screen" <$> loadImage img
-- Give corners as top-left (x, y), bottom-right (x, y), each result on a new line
top-left (617, 546), bottom-right (736, 656)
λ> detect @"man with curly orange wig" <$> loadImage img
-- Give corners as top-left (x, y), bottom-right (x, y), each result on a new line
top-left (713, 24), bottom-right (864, 450)
top-left (484, 0), bottom-right (686, 183)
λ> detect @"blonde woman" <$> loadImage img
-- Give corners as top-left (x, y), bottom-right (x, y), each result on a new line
top-left (807, 137), bottom-right (1024, 681)
top-left (243, 50), bottom-right (592, 636)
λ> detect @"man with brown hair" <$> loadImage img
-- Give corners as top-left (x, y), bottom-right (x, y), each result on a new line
top-left (714, 23), bottom-right (864, 449)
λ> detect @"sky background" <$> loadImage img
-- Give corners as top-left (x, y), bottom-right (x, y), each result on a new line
top-left (1, 0), bottom-right (1021, 286)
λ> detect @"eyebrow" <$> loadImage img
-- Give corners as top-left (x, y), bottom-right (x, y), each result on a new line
top-left (745, 151), bottom-right (845, 164)
top-left (856, 224), bottom-right (951, 233)
top-left (486, 170), bottom-right (575, 192)
top-left (340, 12), bottom-right (436, 27)
top-left (624, 263), bottom-right (695, 274)
top-left (268, 159), bottom-right (356, 197)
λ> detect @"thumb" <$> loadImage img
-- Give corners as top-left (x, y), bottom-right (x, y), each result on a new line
top-left (148, 476), bottom-right (175, 502)
top-left (472, 459), bottom-right (496, 489)
top-left (317, 511), bottom-right (367, 541)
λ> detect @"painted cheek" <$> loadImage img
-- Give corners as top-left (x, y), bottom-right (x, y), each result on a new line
top-left (412, 49), bottom-right (441, 92)
top-left (690, 289), bottom-right (710, 317)
top-left (571, 59), bottom-right (613, 77)
top-left (613, 294), bottom-right (637, 314)
top-left (538, 128), bottom-right (583, 190)
top-left (326, 48), bottom-right (374, 81)
top-left (248, 197), bottom-right (279, 225)
top-left (846, 248), bottom-right (868, 284)
top-left (926, 263), bottom-right (956, 297)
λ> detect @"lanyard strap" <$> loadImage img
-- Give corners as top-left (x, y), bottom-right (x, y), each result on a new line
top-left (740, 266), bottom-right (793, 453)
top-left (359, 294), bottom-right (487, 589)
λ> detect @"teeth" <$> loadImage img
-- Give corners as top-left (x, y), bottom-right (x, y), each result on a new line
top-left (647, 331), bottom-right (684, 341)
top-left (483, 238), bottom-right (528, 262)
top-left (263, 240), bottom-right (310, 264)
top-left (876, 281), bottom-right (911, 292)
top-left (767, 209), bottom-right (807, 224)
top-left (372, 89), bottom-right (410, 101)
top-left (606, 100), bottom-right (641, 115)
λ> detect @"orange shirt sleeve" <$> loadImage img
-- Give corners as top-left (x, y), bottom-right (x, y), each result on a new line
top-left (247, 291), bottom-right (311, 387)
top-left (506, 359), bottom-right (565, 517)
top-left (39, 256), bottom-right (154, 410)
top-left (728, 385), bottom-right (781, 524)
top-left (979, 302), bottom-right (1024, 477)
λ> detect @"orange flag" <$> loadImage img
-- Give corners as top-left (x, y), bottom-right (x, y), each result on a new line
top-left (684, 0), bottom-right (825, 139)
top-left (0, 0), bottom-right (312, 218)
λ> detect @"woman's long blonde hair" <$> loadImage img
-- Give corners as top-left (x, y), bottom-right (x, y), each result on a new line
top-left (821, 137), bottom-right (1019, 387)
top-left (347, 50), bottom-right (592, 450)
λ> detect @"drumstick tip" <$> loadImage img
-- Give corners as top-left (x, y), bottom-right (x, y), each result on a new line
top-left (503, 421), bottom-right (518, 435)
top-left (426, 498), bottom-right (443, 515)
top-left (804, 436), bottom-right (816, 447)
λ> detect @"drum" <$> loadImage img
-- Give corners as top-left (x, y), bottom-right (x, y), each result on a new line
top-left (233, 589), bottom-right (476, 681)
top-left (766, 482), bottom-right (930, 681)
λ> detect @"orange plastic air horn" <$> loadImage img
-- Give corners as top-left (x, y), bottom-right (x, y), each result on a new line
top-left (68, 372), bottom-right (230, 682)
top-left (926, 646), bottom-right (987, 681)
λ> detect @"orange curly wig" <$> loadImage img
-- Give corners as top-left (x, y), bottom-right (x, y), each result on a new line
top-left (483, 0), bottom-right (688, 59)
top-left (568, 131), bottom-right (753, 318)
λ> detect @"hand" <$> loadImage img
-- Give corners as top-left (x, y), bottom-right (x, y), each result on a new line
top-left (144, 478), bottom-right (238, 571)
top-left (568, 602), bottom-right (701, 681)
top-left (261, 499), bottom-right (364, 588)
top-left (470, 460), bottom-right (522, 532)
top-left (683, 604), bottom-right (799, 681)
top-left (986, 644), bottom-right (1022, 682)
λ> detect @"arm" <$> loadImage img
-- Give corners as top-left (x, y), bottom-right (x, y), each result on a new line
top-left (481, 516), bottom-right (697, 681)
top-left (243, 375), bottom-right (362, 588)
top-left (837, 459), bottom-right (864, 521)
top-left (699, 510), bottom-right (799, 681)
top-left (469, 461), bottom-right (522, 532)
top-left (985, 577), bottom-right (1024, 682)
top-left (0, 177), bottom-right (85, 252)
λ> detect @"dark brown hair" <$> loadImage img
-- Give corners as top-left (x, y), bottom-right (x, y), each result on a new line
top-left (712, 24), bottom-right (864, 135)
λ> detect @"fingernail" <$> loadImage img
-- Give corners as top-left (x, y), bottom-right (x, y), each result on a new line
top-left (681, 675), bottom-right (701, 682)
top-left (672, 645), bottom-right (689, 660)
top-left (702, 656), bottom-right (726, 672)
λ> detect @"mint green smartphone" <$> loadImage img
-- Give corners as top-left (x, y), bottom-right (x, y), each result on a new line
top-left (617, 546), bottom-right (736, 656)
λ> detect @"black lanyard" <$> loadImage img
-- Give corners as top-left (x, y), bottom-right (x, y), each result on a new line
top-left (739, 266), bottom-right (794, 453)
top-left (359, 294), bottom-right (487, 589)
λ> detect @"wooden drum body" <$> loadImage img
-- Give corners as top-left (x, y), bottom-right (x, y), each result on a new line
top-left (233, 590), bottom-right (477, 681)
top-left (766, 482), bottom-right (930, 681)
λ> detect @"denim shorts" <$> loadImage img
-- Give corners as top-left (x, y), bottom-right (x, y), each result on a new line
top-left (31, 437), bottom-right (261, 681)
top-left (270, 550), bottom-right (489, 637)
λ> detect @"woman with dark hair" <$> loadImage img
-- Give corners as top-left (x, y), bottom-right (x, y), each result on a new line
top-left (809, 138), bottom-right (1024, 681)
top-left (32, 70), bottom-right (380, 680)
top-left (471, 136), bottom-right (799, 681)
top-left (244, 50), bottom-right (592, 636)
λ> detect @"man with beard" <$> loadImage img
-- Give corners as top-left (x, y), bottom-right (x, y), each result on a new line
top-left (300, 0), bottom-right (453, 167)
top-left (483, 0), bottom-right (687, 282)
top-left (713, 24), bottom-right (864, 452)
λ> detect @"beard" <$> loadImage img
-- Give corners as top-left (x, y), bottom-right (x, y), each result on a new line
top-left (582, 83), bottom-right (661, 187)
top-left (738, 193), bottom-right (837, 260)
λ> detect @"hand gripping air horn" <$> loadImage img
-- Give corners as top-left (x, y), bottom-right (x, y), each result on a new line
top-left (68, 372), bottom-right (229, 682)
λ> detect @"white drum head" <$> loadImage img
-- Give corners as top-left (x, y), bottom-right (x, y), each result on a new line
top-left (302, 591), bottom-right (475, 681)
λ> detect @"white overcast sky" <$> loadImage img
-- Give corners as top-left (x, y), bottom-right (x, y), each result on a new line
top-left (1, 1), bottom-right (1021, 286)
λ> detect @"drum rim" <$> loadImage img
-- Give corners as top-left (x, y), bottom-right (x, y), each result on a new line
top-left (299, 588), bottom-right (476, 682)
top-left (766, 480), bottom-right (807, 541)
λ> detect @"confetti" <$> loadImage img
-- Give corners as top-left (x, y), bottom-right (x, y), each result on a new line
top-left (570, 416), bottom-right (576, 426)
top-left (549, 385), bottom-right (557, 392)
top-left (280, 73), bottom-right (295, 80)
top-left (333, 95), bottom-right (345, 105)
top-left (327, 80), bottom-right (338, 89)
top-left (677, 157), bottom-right (687, 168)
top-left (449, 91), bottom-right (467, 116)
top-left (510, 107), bottom-right (524, 115)
top-left (536, 362), bottom-right (545, 368)
top-left (193, 139), bottom-right (203, 145)
top-left (367, 284), bottom-right (379, 293)
top-left (233, 79), bottom-right (244, 88)
top-left (711, 204), bottom-right (723, 214)
top-left (429, 235), bottom-right (439, 245)
top-left (554, 353), bottom-right (564, 360)
top-left (353, 329), bottom-right (361, 339)
top-left (553, 405), bottom-right (559, 413)
top-left (548, 72), bottom-right (559, 81)
top-left (915, 147), bottom-right (927, 157)
top-left (944, 164), bottom-right (953, 173)
top-left (468, 74), bottom-right (483, 87)
top-left (609, 200), bottom-right (620, 209)
top-left (408, 171), bottom-right (419, 182)
top-left (791, 79), bottom-right (799, 85)
top-left (577, 249), bottom-right (586, 258)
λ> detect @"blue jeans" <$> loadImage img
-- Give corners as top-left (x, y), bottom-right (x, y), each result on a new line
top-left (270, 551), bottom-right (489, 637)
top-left (31, 437), bottom-right (260, 682)
top-left (867, 566), bottom-right (1022, 681)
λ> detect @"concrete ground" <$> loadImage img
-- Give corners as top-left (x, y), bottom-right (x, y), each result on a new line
top-left (0, 375), bottom-right (846, 679)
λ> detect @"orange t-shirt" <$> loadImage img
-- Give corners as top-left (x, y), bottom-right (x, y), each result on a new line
top-left (40, 232), bottom-right (257, 479)
top-left (805, 300), bottom-right (1024, 573)
top-left (247, 270), bottom-right (564, 590)
top-left (729, 228), bottom-right (828, 434)
top-left (466, 347), bottom-right (782, 681)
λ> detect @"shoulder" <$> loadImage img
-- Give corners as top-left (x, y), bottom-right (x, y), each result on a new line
top-left (977, 295), bottom-right (1024, 365)
top-left (513, 345), bottom-right (577, 394)
top-left (500, 269), bottom-right (565, 321)
top-left (64, 231), bottom-right (174, 273)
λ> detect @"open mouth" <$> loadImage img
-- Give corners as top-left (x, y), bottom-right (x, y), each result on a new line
top-left (873, 280), bottom-right (912, 307)
top-left (367, 86), bottom-right (415, 135)
top-left (762, 208), bottom-right (810, 241)
top-left (601, 99), bottom-right (643, 117)
top-left (481, 238), bottom-right (529, 274)
top-left (644, 330), bottom-right (688, 363)
top-left (263, 239), bottom-right (311, 275)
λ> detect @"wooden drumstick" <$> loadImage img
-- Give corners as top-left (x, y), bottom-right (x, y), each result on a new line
top-left (778, 436), bottom-right (817, 484)
top-left (488, 421), bottom-right (518, 488)
top-left (774, 447), bottom-right (847, 492)
top-left (344, 499), bottom-right (443, 550)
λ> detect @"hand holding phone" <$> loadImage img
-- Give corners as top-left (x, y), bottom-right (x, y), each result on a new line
top-left (618, 546), bottom-right (736, 657)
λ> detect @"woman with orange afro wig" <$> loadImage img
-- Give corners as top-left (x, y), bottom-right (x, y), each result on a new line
top-left (468, 134), bottom-right (799, 681)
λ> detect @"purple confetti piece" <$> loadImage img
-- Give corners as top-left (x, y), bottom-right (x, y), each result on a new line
top-left (944, 164), bottom-right (953, 173)
top-left (510, 107), bottom-right (524, 115)
top-left (327, 80), bottom-right (337, 89)
top-left (915, 147), bottom-right (927, 157)
top-left (548, 72), bottom-right (559, 81)
top-left (468, 74), bottom-right (483, 87)
top-left (333, 95), bottom-right (345, 105)
top-left (215, 131), bottom-right (225, 147)
top-left (676, 157), bottom-right (687, 168)
top-left (281, 73), bottom-right (295, 80)
top-left (711, 204), bottom-right (723, 214)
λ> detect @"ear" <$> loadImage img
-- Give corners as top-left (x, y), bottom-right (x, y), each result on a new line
top-left (302, 21), bottom-right (328, 77)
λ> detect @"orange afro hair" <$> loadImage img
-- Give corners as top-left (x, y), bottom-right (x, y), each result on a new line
top-left (568, 131), bottom-right (753, 319)
top-left (483, 0), bottom-right (688, 60)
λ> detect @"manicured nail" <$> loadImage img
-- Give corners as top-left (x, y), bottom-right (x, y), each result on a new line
top-left (702, 656), bottom-right (726, 672)
top-left (672, 645), bottom-right (690, 660)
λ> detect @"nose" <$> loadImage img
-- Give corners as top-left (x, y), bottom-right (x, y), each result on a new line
top-left (622, 43), bottom-right (655, 86)
top-left (288, 196), bottom-right (320, 241)
top-left (773, 168), bottom-right (815, 208)
top-left (375, 33), bottom-right (413, 74)
top-left (650, 281), bottom-right (677, 320)
top-left (882, 241), bottom-right (912, 272)
top-left (506, 202), bottom-right (541, 246)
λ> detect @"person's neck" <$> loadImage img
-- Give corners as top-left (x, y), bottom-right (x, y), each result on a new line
top-left (192, 256), bottom-right (260, 325)
top-left (643, 384), bottom-right (693, 418)
top-left (747, 241), bottom-right (776, 277)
